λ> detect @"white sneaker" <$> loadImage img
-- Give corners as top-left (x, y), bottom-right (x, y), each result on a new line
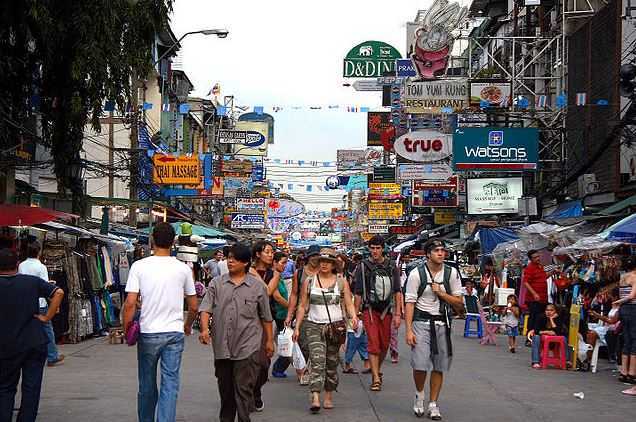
top-left (413, 395), bottom-right (425, 417)
top-left (427, 402), bottom-right (442, 420)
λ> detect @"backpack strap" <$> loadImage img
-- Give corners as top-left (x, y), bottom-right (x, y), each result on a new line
top-left (416, 264), bottom-right (429, 299)
top-left (440, 265), bottom-right (453, 319)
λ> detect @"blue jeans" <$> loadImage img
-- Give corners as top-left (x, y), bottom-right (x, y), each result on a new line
top-left (137, 332), bottom-right (185, 422)
top-left (39, 306), bottom-right (59, 363)
top-left (531, 335), bottom-right (571, 364)
top-left (344, 332), bottom-right (369, 364)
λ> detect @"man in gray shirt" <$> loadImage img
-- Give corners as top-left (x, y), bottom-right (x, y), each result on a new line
top-left (198, 243), bottom-right (274, 422)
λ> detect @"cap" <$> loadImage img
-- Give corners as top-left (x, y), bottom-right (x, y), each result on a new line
top-left (306, 244), bottom-right (321, 258)
top-left (425, 239), bottom-right (447, 253)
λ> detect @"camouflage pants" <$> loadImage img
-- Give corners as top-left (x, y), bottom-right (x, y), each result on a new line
top-left (305, 320), bottom-right (340, 393)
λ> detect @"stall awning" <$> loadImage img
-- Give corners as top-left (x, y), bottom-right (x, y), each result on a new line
top-left (478, 227), bottom-right (519, 255)
top-left (602, 213), bottom-right (636, 244)
top-left (598, 194), bottom-right (636, 215)
top-left (543, 200), bottom-right (583, 220)
top-left (0, 204), bottom-right (76, 227)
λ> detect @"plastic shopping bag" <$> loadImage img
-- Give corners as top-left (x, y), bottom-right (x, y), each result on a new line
top-left (292, 341), bottom-right (306, 370)
top-left (277, 328), bottom-right (293, 358)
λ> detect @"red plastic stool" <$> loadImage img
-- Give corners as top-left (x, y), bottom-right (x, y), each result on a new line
top-left (540, 335), bottom-right (567, 369)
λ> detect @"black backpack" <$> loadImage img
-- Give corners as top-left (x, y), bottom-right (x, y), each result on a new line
top-left (361, 260), bottom-right (395, 311)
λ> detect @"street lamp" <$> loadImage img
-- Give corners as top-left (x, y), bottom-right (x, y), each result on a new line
top-left (154, 29), bottom-right (229, 65)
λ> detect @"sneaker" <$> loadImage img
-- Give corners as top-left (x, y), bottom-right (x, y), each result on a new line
top-left (413, 395), bottom-right (425, 417)
top-left (47, 355), bottom-right (65, 367)
top-left (427, 402), bottom-right (442, 420)
top-left (254, 398), bottom-right (264, 412)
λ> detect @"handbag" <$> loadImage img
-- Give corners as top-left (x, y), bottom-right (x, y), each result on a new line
top-left (316, 275), bottom-right (347, 346)
top-left (126, 310), bottom-right (141, 346)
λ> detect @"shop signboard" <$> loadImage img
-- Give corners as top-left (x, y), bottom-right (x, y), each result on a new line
top-left (368, 224), bottom-right (390, 234)
top-left (218, 129), bottom-right (266, 147)
top-left (372, 166), bottom-right (396, 182)
top-left (466, 177), bottom-right (523, 214)
top-left (222, 159), bottom-right (253, 174)
top-left (337, 149), bottom-right (367, 170)
top-left (236, 197), bottom-right (265, 212)
top-left (394, 130), bottom-right (452, 163)
top-left (453, 127), bottom-right (539, 171)
top-left (412, 177), bottom-right (459, 208)
top-left (343, 41), bottom-right (402, 78)
top-left (231, 213), bottom-right (266, 229)
top-left (396, 58), bottom-right (417, 77)
top-left (266, 198), bottom-right (305, 218)
top-left (389, 225), bottom-right (418, 235)
top-left (368, 201), bottom-right (403, 219)
top-left (368, 183), bottom-right (401, 200)
top-left (224, 177), bottom-right (252, 198)
top-left (232, 121), bottom-right (269, 156)
top-left (152, 154), bottom-right (200, 185)
top-left (469, 81), bottom-right (512, 108)
top-left (367, 112), bottom-right (393, 146)
top-left (402, 80), bottom-right (468, 113)
top-left (434, 209), bottom-right (456, 225)
top-left (397, 163), bottom-right (453, 181)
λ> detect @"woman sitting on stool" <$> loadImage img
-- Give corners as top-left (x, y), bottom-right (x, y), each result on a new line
top-left (527, 304), bottom-right (570, 369)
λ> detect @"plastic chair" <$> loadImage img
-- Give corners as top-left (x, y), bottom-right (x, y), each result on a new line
top-left (464, 314), bottom-right (483, 338)
top-left (540, 335), bottom-right (567, 369)
top-left (590, 337), bottom-right (607, 374)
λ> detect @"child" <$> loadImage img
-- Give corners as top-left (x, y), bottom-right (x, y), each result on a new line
top-left (502, 294), bottom-right (520, 353)
top-left (343, 317), bottom-right (370, 374)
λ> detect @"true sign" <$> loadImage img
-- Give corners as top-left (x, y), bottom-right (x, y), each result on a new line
top-left (402, 80), bottom-right (468, 113)
top-left (152, 155), bottom-right (200, 185)
top-left (394, 130), bottom-right (452, 163)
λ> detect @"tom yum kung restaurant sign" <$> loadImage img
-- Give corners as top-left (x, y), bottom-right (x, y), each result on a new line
top-left (402, 80), bottom-right (468, 113)
top-left (343, 41), bottom-right (402, 78)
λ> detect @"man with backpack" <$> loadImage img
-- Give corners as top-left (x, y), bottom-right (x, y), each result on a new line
top-left (404, 240), bottom-right (463, 420)
top-left (353, 236), bottom-right (402, 392)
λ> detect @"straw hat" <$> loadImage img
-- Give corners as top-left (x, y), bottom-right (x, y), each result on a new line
top-left (318, 247), bottom-right (338, 263)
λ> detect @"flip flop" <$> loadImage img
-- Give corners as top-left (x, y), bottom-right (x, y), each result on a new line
top-left (310, 405), bottom-right (321, 413)
top-left (621, 387), bottom-right (636, 396)
top-left (370, 380), bottom-right (382, 391)
top-left (342, 367), bottom-right (359, 374)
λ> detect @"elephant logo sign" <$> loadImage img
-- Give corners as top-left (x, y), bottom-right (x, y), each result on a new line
top-left (358, 45), bottom-right (373, 56)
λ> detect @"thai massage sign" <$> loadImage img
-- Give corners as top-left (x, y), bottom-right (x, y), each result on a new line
top-left (153, 155), bottom-right (200, 185)
top-left (402, 80), bottom-right (468, 113)
top-left (394, 130), bottom-right (452, 163)
top-left (343, 41), bottom-right (402, 78)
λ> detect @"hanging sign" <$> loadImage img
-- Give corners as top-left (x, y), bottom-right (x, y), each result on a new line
top-left (368, 183), bottom-right (401, 200)
top-left (466, 177), bottom-right (523, 214)
top-left (236, 198), bottom-right (265, 212)
top-left (469, 81), bottom-right (512, 108)
top-left (402, 80), bottom-right (468, 113)
top-left (343, 41), bottom-right (402, 78)
top-left (368, 224), bottom-right (390, 234)
top-left (389, 225), bottom-right (419, 235)
top-left (218, 129), bottom-right (266, 147)
top-left (367, 112), bottom-right (393, 146)
top-left (397, 163), bottom-right (453, 181)
top-left (434, 209), bottom-right (457, 225)
top-left (368, 201), bottom-right (403, 219)
top-left (394, 130), bottom-right (452, 163)
top-left (412, 176), bottom-right (459, 208)
top-left (231, 213), bottom-right (266, 229)
top-left (152, 155), bottom-right (200, 185)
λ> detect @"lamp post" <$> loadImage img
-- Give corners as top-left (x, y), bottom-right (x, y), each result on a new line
top-left (154, 29), bottom-right (229, 66)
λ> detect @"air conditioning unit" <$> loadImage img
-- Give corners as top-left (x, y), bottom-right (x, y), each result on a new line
top-left (577, 174), bottom-right (600, 197)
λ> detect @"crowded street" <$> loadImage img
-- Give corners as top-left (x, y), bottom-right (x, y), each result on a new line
top-left (2, 0), bottom-right (636, 421)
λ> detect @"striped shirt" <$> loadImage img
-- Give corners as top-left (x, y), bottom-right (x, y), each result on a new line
top-left (619, 284), bottom-right (636, 304)
top-left (306, 276), bottom-right (344, 324)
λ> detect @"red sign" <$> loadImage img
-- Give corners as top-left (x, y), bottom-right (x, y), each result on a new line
top-left (389, 225), bottom-right (418, 235)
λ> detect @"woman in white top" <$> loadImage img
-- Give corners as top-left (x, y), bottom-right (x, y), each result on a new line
top-left (294, 248), bottom-right (357, 413)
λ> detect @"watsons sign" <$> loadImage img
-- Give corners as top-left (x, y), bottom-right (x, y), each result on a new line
top-left (394, 130), bottom-right (452, 163)
top-left (402, 80), bottom-right (468, 113)
top-left (343, 41), bottom-right (402, 78)
top-left (453, 127), bottom-right (539, 171)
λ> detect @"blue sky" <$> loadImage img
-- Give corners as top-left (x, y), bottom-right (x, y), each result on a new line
top-left (171, 0), bottom-right (430, 161)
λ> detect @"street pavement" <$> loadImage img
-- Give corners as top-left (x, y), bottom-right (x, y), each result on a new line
top-left (27, 324), bottom-right (632, 422)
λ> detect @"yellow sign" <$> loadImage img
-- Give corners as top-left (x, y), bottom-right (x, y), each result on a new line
top-left (368, 201), bottom-right (403, 219)
top-left (153, 155), bottom-right (200, 185)
top-left (368, 183), bottom-right (401, 200)
top-left (434, 210), bottom-right (456, 225)
top-left (568, 304), bottom-right (581, 369)
top-left (361, 232), bottom-right (374, 242)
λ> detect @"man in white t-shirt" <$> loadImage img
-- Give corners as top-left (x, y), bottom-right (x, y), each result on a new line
top-left (405, 240), bottom-right (463, 420)
top-left (123, 222), bottom-right (198, 422)
top-left (18, 240), bottom-right (64, 367)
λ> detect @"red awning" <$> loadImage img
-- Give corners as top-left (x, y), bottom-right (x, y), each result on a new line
top-left (0, 204), bottom-right (77, 227)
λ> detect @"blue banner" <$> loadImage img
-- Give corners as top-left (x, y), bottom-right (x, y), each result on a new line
top-left (452, 127), bottom-right (539, 171)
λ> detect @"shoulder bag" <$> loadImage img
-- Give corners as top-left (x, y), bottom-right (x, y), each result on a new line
top-left (316, 274), bottom-right (347, 346)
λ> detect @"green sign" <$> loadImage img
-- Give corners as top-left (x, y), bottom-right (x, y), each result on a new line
top-left (343, 41), bottom-right (402, 78)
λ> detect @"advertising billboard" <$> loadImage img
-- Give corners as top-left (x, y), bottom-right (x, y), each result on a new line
top-left (394, 130), bottom-right (452, 163)
top-left (453, 127), bottom-right (539, 171)
top-left (412, 177), bottom-right (459, 208)
top-left (466, 177), bottom-right (523, 214)
top-left (469, 81), bottom-right (512, 108)
top-left (367, 112), bottom-right (393, 146)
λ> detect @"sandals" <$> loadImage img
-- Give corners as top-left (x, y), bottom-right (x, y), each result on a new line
top-left (622, 387), bottom-right (636, 396)
top-left (310, 404), bottom-right (321, 414)
top-left (619, 374), bottom-right (636, 384)
top-left (370, 381), bottom-right (382, 391)
top-left (342, 367), bottom-right (359, 374)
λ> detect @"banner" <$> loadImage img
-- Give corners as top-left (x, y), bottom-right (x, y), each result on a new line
top-left (469, 81), bottom-right (512, 108)
top-left (402, 80), bottom-right (468, 113)
top-left (466, 177), bottom-right (523, 214)
top-left (368, 183), bottom-right (401, 200)
top-left (412, 177), bottom-right (459, 208)
top-left (397, 163), bottom-right (452, 181)
top-left (453, 127), bottom-right (539, 171)
top-left (152, 155), bottom-right (200, 185)
top-left (368, 201), bottom-right (403, 219)
top-left (367, 112), bottom-right (393, 146)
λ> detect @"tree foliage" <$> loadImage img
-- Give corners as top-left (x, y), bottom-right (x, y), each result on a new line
top-left (0, 0), bottom-right (173, 212)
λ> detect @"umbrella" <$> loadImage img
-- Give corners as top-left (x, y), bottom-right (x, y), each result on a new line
top-left (602, 213), bottom-right (636, 244)
top-left (0, 204), bottom-right (76, 227)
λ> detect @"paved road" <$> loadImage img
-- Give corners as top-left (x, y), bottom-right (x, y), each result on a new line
top-left (27, 325), bottom-right (632, 421)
